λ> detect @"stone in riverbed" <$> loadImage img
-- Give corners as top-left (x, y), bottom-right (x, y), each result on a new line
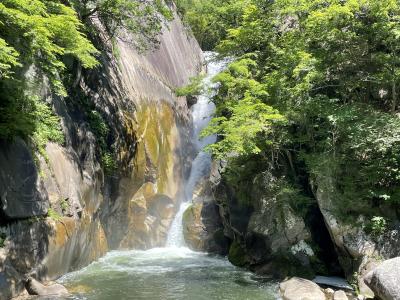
top-left (364, 257), bottom-right (400, 300)
top-left (25, 277), bottom-right (69, 297)
top-left (280, 277), bottom-right (326, 300)
top-left (333, 290), bottom-right (349, 300)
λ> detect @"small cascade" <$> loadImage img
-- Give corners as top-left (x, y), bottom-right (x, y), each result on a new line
top-left (166, 52), bottom-right (228, 247)
top-left (165, 202), bottom-right (191, 247)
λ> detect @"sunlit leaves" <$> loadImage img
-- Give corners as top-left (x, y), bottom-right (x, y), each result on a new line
top-left (0, 0), bottom-right (99, 94)
top-left (203, 97), bottom-right (284, 158)
top-left (0, 38), bottom-right (20, 79)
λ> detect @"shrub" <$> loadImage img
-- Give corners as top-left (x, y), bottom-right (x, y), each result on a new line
top-left (175, 75), bottom-right (205, 97)
top-left (0, 233), bottom-right (5, 248)
top-left (47, 208), bottom-right (62, 221)
top-left (370, 216), bottom-right (387, 236)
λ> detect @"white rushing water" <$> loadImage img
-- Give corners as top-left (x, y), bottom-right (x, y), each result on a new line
top-left (165, 202), bottom-right (191, 247)
top-left (56, 53), bottom-right (278, 300)
top-left (184, 52), bottom-right (228, 202)
top-left (167, 52), bottom-right (228, 248)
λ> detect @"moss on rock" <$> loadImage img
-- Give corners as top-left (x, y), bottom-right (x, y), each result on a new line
top-left (228, 240), bottom-right (249, 267)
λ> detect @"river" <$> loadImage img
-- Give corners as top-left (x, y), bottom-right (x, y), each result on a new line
top-left (51, 53), bottom-right (279, 300)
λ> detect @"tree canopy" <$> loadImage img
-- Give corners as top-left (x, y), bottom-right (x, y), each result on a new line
top-left (0, 0), bottom-right (172, 145)
top-left (179, 0), bottom-right (400, 221)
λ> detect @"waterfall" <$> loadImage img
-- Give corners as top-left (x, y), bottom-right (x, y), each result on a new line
top-left (165, 202), bottom-right (191, 247)
top-left (165, 52), bottom-right (228, 248)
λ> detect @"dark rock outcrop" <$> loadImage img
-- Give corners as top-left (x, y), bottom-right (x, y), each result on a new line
top-left (194, 161), bottom-right (319, 278)
top-left (313, 172), bottom-right (400, 298)
top-left (0, 139), bottom-right (49, 219)
top-left (182, 178), bottom-right (229, 254)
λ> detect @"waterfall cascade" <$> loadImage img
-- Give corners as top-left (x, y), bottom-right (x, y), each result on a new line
top-left (166, 52), bottom-right (228, 248)
top-left (57, 52), bottom-right (278, 300)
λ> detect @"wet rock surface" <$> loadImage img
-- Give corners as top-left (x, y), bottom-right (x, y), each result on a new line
top-left (201, 162), bottom-right (319, 278)
top-left (25, 277), bottom-right (69, 297)
top-left (182, 179), bottom-right (229, 254)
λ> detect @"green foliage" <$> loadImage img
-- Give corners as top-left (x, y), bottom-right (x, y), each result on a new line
top-left (184, 0), bottom-right (400, 222)
top-left (228, 240), bottom-right (248, 267)
top-left (0, 38), bottom-right (20, 79)
top-left (76, 0), bottom-right (173, 51)
top-left (60, 199), bottom-right (70, 212)
top-left (203, 98), bottom-right (283, 158)
top-left (0, 90), bottom-right (64, 156)
top-left (0, 232), bottom-right (5, 248)
top-left (102, 151), bottom-right (117, 174)
top-left (202, 56), bottom-right (285, 158)
top-left (369, 216), bottom-right (388, 236)
top-left (175, 0), bottom-right (249, 50)
top-left (88, 110), bottom-right (109, 148)
top-left (175, 75), bottom-right (205, 97)
top-left (86, 109), bottom-right (117, 174)
top-left (47, 208), bottom-right (62, 221)
top-left (0, 0), bottom-right (99, 95)
top-left (0, 0), bottom-right (99, 148)
top-left (32, 98), bottom-right (65, 158)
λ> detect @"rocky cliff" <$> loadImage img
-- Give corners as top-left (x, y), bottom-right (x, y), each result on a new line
top-left (185, 156), bottom-right (400, 298)
top-left (0, 9), bottom-right (203, 299)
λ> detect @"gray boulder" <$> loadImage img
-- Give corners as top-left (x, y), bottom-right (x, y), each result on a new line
top-left (333, 290), bottom-right (349, 300)
top-left (364, 257), bottom-right (400, 300)
top-left (280, 277), bottom-right (326, 300)
top-left (25, 277), bottom-right (69, 296)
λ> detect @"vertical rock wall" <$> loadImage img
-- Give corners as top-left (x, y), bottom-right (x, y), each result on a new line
top-left (0, 9), bottom-right (203, 299)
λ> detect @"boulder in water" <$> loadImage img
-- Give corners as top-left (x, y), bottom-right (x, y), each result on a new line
top-left (280, 277), bottom-right (326, 300)
top-left (364, 257), bottom-right (400, 300)
top-left (25, 277), bottom-right (69, 296)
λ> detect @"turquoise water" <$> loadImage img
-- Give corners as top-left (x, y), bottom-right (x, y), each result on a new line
top-left (57, 247), bottom-right (278, 300)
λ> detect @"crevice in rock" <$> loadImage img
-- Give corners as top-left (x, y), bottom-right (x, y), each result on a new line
top-left (0, 206), bottom-right (9, 226)
top-left (305, 202), bottom-right (344, 276)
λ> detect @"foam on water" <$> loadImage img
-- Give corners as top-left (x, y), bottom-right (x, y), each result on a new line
top-left (165, 202), bottom-right (191, 247)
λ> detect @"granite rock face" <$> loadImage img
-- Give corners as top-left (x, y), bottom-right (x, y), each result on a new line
top-left (364, 257), bottom-right (400, 300)
top-left (0, 7), bottom-right (203, 299)
top-left (182, 178), bottom-right (229, 253)
top-left (196, 161), bottom-right (316, 278)
top-left (25, 277), bottom-right (69, 297)
top-left (0, 139), bottom-right (49, 219)
top-left (280, 277), bottom-right (326, 300)
top-left (313, 172), bottom-right (400, 298)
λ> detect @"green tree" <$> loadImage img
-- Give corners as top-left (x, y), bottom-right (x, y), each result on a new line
top-left (0, 0), bottom-right (99, 94)
top-left (175, 0), bottom-right (249, 50)
top-left (188, 0), bottom-right (400, 219)
top-left (76, 0), bottom-right (173, 51)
